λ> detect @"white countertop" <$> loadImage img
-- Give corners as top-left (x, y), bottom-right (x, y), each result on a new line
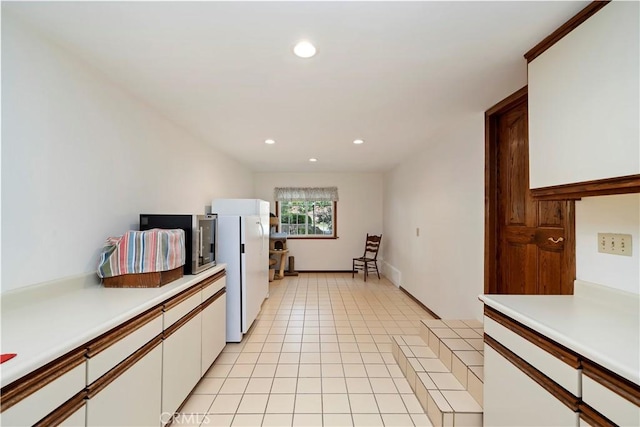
top-left (0, 264), bottom-right (226, 387)
top-left (479, 281), bottom-right (640, 386)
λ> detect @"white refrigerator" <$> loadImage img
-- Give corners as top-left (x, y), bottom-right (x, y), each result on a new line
top-left (212, 199), bottom-right (270, 342)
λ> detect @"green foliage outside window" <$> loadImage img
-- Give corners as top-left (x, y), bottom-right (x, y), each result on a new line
top-left (279, 201), bottom-right (334, 237)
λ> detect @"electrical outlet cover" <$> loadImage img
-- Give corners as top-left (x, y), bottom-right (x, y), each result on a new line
top-left (597, 233), bottom-right (632, 256)
top-left (618, 234), bottom-right (632, 256)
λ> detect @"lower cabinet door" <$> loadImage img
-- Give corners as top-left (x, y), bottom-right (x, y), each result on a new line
top-left (579, 417), bottom-right (593, 427)
top-left (201, 293), bottom-right (226, 376)
top-left (582, 374), bottom-right (639, 426)
top-left (162, 312), bottom-right (202, 421)
top-left (484, 345), bottom-right (579, 427)
top-left (0, 361), bottom-right (86, 427)
top-left (59, 404), bottom-right (86, 427)
top-left (86, 345), bottom-right (162, 427)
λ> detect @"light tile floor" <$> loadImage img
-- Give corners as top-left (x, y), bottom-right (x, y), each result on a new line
top-left (180, 272), bottom-right (436, 426)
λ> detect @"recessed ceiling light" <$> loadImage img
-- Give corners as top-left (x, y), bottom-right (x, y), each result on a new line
top-left (293, 41), bottom-right (317, 58)
top-left (353, 139), bottom-right (364, 145)
top-left (309, 158), bottom-right (318, 162)
top-left (265, 139), bottom-right (275, 145)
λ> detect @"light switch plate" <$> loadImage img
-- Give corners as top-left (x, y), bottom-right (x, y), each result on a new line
top-left (598, 233), bottom-right (632, 256)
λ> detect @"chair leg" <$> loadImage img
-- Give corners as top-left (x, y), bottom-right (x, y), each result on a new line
top-left (352, 260), bottom-right (355, 278)
top-left (364, 262), bottom-right (368, 282)
top-left (375, 261), bottom-right (380, 279)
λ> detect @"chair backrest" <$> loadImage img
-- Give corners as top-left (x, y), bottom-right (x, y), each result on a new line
top-left (362, 234), bottom-right (382, 259)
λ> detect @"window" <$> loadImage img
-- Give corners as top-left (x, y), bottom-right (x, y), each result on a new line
top-left (274, 187), bottom-right (338, 239)
top-left (277, 200), bottom-right (336, 237)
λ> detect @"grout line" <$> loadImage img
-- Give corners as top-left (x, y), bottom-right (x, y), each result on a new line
top-left (197, 273), bottom-right (436, 426)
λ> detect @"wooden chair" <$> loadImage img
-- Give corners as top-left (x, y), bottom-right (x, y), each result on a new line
top-left (352, 234), bottom-right (382, 281)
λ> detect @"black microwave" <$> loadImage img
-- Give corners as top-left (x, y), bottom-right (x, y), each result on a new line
top-left (139, 214), bottom-right (217, 275)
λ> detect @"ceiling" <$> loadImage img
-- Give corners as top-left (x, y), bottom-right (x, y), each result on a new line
top-left (4, 1), bottom-right (587, 173)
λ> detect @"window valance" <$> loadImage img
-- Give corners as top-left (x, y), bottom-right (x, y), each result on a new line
top-left (274, 187), bottom-right (339, 202)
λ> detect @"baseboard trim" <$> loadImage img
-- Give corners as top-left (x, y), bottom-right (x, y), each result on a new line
top-left (297, 270), bottom-right (354, 273)
top-left (399, 286), bottom-right (441, 319)
top-left (382, 262), bottom-right (401, 288)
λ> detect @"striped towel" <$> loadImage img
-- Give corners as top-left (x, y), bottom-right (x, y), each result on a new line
top-left (97, 229), bottom-right (185, 278)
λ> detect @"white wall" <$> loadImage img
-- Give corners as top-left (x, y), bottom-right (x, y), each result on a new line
top-left (383, 114), bottom-right (485, 320)
top-left (1, 14), bottom-right (254, 292)
top-left (575, 194), bottom-right (640, 294)
top-left (254, 172), bottom-right (383, 271)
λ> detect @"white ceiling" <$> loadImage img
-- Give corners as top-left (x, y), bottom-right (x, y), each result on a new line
top-left (4, 1), bottom-right (587, 173)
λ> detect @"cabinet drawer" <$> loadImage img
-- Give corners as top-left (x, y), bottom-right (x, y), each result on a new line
top-left (164, 286), bottom-right (202, 329)
top-left (87, 339), bottom-right (162, 427)
top-left (87, 307), bottom-right (163, 384)
top-left (202, 275), bottom-right (225, 301)
top-left (484, 344), bottom-right (579, 427)
top-left (582, 374), bottom-right (639, 427)
top-left (1, 360), bottom-right (86, 427)
top-left (32, 392), bottom-right (86, 427)
top-left (484, 315), bottom-right (580, 396)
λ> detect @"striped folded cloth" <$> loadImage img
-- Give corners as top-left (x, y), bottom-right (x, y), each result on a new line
top-left (97, 229), bottom-right (185, 278)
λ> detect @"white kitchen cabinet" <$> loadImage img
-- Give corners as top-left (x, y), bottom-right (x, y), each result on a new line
top-left (484, 344), bottom-right (579, 427)
top-left (582, 368), bottom-right (640, 427)
top-left (528, 1), bottom-right (639, 189)
top-left (483, 307), bottom-right (582, 427)
top-left (0, 356), bottom-right (86, 427)
top-left (163, 290), bottom-right (202, 329)
top-left (578, 419), bottom-right (592, 427)
top-left (59, 404), bottom-right (86, 427)
top-left (0, 267), bottom-right (228, 427)
top-left (87, 309), bottom-right (163, 384)
top-left (481, 287), bottom-right (639, 427)
top-left (484, 317), bottom-right (580, 396)
top-left (201, 290), bottom-right (227, 376)
top-left (86, 341), bottom-right (162, 427)
top-left (162, 310), bottom-right (202, 420)
top-left (84, 308), bottom-right (164, 427)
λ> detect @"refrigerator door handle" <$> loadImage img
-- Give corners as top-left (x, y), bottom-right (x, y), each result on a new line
top-left (257, 221), bottom-right (265, 254)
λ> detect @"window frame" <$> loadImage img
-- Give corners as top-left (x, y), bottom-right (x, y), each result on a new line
top-left (275, 200), bottom-right (338, 239)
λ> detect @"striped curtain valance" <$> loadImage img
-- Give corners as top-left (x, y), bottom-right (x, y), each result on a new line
top-left (274, 187), bottom-right (339, 202)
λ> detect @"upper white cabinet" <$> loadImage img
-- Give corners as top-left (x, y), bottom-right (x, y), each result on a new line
top-left (528, 2), bottom-right (639, 191)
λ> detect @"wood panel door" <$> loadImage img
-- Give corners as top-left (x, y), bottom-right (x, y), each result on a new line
top-left (486, 87), bottom-right (575, 295)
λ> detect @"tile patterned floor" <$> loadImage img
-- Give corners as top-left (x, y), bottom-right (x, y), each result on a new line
top-left (392, 320), bottom-right (485, 427)
top-left (179, 272), bottom-right (437, 426)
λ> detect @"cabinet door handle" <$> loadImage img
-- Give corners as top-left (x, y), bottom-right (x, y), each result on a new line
top-left (548, 237), bottom-right (564, 244)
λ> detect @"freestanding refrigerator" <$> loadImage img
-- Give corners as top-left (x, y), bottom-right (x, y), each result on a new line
top-left (212, 199), bottom-right (270, 342)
